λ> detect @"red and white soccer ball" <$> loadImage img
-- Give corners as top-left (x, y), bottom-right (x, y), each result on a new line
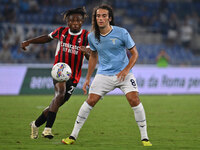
top-left (51, 62), bottom-right (72, 82)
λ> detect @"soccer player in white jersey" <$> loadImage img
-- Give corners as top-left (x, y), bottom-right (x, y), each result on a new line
top-left (62, 4), bottom-right (152, 146)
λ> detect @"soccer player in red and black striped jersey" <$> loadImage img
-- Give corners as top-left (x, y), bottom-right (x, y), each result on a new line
top-left (21, 7), bottom-right (90, 139)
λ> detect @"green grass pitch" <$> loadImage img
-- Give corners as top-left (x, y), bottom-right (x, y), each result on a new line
top-left (0, 95), bottom-right (200, 150)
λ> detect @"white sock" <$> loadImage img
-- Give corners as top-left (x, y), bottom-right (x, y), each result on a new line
top-left (132, 103), bottom-right (149, 140)
top-left (70, 101), bottom-right (93, 139)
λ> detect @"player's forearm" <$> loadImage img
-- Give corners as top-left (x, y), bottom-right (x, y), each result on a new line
top-left (26, 35), bottom-right (52, 44)
top-left (127, 54), bottom-right (138, 70)
top-left (126, 46), bottom-right (138, 71)
top-left (84, 50), bottom-right (90, 60)
top-left (86, 52), bottom-right (98, 79)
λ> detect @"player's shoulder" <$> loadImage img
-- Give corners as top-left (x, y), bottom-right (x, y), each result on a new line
top-left (113, 26), bottom-right (128, 33)
top-left (58, 26), bottom-right (67, 29)
top-left (88, 31), bottom-right (95, 39)
top-left (82, 29), bottom-right (90, 35)
top-left (82, 28), bottom-right (89, 32)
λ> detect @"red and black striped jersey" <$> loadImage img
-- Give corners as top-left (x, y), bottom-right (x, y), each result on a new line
top-left (49, 27), bottom-right (89, 84)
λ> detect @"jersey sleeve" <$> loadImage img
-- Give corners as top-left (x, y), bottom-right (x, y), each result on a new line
top-left (85, 31), bottom-right (90, 48)
top-left (48, 27), bottom-right (63, 40)
top-left (88, 33), bottom-right (96, 51)
top-left (123, 29), bottom-right (135, 50)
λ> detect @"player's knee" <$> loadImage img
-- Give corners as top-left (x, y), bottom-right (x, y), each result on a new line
top-left (86, 99), bottom-right (95, 107)
top-left (126, 92), bottom-right (140, 106)
top-left (55, 91), bottom-right (66, 104)
top-left (133, 94), bottom-right (140, 102)
top-left (57, 89), bottom-right (66, 98)
top-left (86, 98), bottom-right (97, 107)
top-left (86, 94), bottom-right (101, 107)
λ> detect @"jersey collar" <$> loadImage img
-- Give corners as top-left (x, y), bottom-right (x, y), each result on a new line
top-left (69, 29), bottom-right (83, 35)
top-left (100, 26), bottom-right (113, 36)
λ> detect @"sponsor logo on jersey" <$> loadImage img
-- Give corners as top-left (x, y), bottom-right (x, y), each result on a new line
top-left (60, 42), bottom-right (80, 55)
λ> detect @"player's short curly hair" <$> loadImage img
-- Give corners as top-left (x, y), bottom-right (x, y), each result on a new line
top-left (63, 7), bottom-right (87, 21)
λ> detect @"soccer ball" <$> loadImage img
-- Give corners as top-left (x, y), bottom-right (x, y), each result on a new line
top-left (51, 62), bottom-right (72, 82)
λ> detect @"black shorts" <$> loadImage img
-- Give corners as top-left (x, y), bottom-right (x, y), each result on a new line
top-left (53, 79), bottom-right (77, 102)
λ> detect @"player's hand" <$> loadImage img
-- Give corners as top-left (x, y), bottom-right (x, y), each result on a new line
top-left (82, 79), bottom-right (90, 95)
top-left (21, 41), bottom-right (29, 51)
top-left (80, 46), bottom-right (90, 54)
top-left (80, 46), bottom-right (87, 54)
top-left (116, 69), bottom-right (129, 81)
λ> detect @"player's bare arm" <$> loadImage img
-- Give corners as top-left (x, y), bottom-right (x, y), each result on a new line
top-left (82, 51), bottom-right (98, 94)
top-left (117, 46), bottom-right (138, 81)
top-left (21, 35), bottom-right (52, 51)
top-left (80, 46), bottom-right (90, 60)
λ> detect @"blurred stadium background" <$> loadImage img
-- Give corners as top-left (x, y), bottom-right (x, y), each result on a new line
top-left (0, 0), bottom-right (200, 95)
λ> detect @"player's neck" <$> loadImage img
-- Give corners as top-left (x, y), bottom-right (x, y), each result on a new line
top-left (69, 29), bottom-right (82, 35)
top-left (99, 25), bottom-right (112, 36)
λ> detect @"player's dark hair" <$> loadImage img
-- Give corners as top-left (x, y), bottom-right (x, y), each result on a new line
top-left (92, 4), bottom-right (115, 42)
top-left (63, 7), bottom-right (87, 21)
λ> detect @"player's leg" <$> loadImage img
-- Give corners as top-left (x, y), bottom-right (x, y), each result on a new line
top-left (35, 108), bottom-right (49, 126)
top-left (41, 81), bottom-right (66, 138)
top-left (126, 92), bottom-right (152, 146)
top-left (62, 74), bottom-right (113, 144)
top-left (42, 80), bottom-right (76, 139)
top-left (120, 73), bottom-right (152, 146)
top-left (30, 107), bottom-right (49, 139)
top-left (30, 79), bottom-right (74, 139)
top-left (126, 93), bottom-right (147, 136)
top-left (30, 94), bottom-right (53, 139)
top-left (62, 93), bottom-right (101, 144)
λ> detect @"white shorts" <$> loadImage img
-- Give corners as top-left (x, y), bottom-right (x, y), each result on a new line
top-left (89, 73), bottom-right (138, 96)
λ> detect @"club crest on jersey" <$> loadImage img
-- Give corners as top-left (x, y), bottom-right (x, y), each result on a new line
top-left (78, 38), bottom-right (82, 43)
top-left (110, 38), bottom-right (117, 45)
